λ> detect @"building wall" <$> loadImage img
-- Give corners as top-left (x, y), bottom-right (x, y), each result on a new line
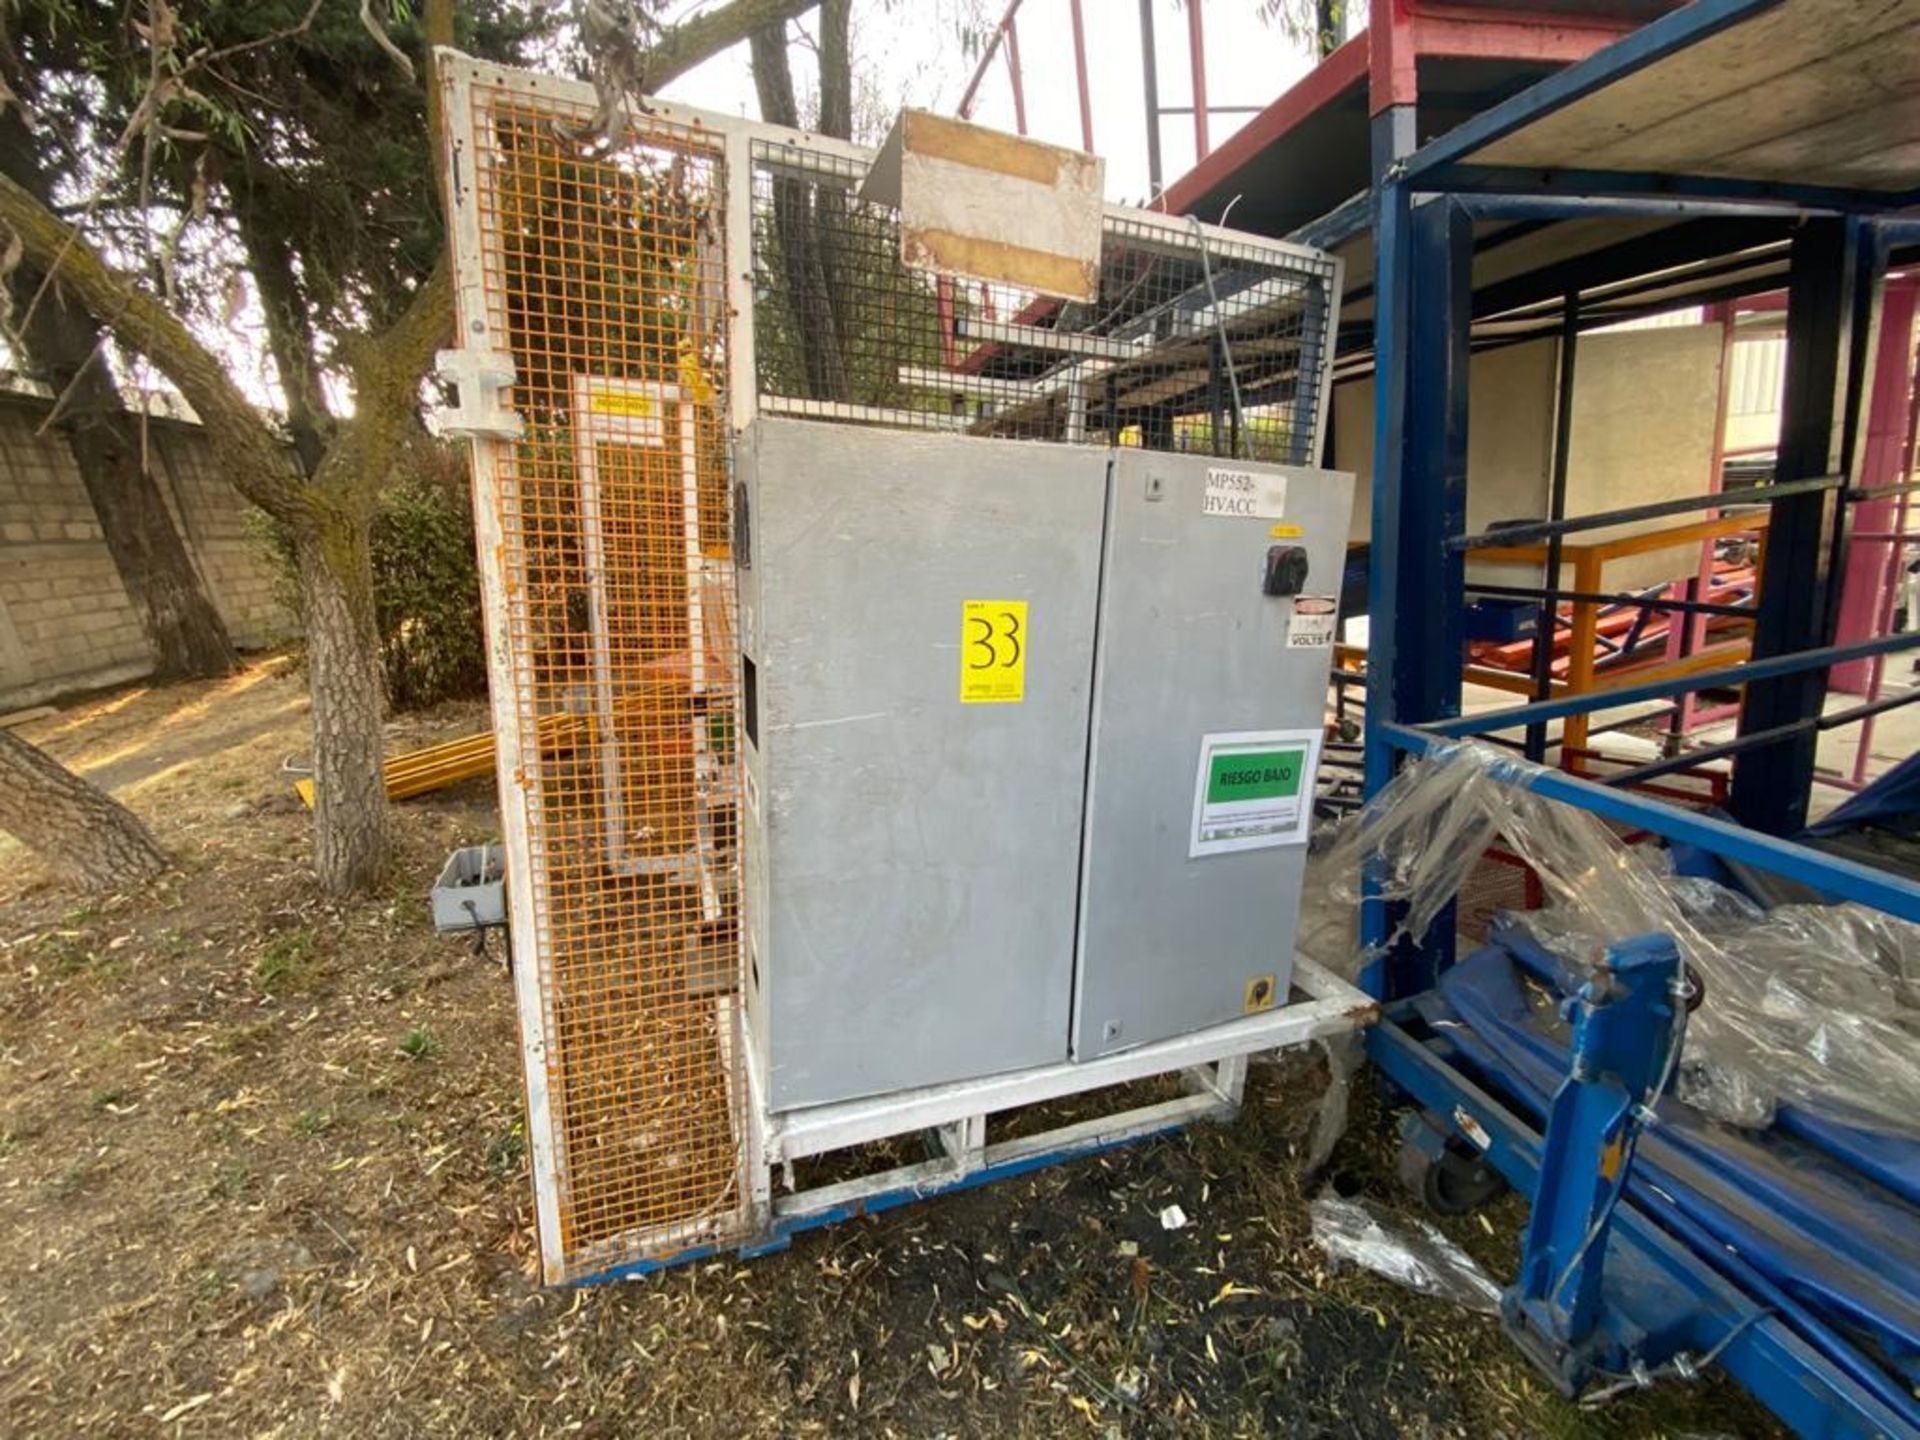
top-left (1333, 322), bottom-right (1727, 592)
top-left (0, 395), bottom-right (295, 710)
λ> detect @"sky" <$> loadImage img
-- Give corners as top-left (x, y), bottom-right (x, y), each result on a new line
top-left (655, 0), bottom-right (1336, 205)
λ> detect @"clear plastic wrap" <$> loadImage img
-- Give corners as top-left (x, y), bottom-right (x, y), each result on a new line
top-left (1317, 740), bottom-right (1920, 1135)
top-left (1308, 1193), bottom-right (1502, 1314)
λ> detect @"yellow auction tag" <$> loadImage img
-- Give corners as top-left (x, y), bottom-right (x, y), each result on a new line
top-left (960, 599), bottom-right (1027, 704)
top-left (1269, 523), bottom-right (1304, 538)
top-left (589, 390), bottom-right (656, 418)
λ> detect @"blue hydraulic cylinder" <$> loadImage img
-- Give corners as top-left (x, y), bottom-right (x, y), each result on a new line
top-left (1504, 933), bottom-right (1684, 1392)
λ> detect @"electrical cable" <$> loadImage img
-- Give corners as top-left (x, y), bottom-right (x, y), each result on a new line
top-left (1579, 1307), bottom-right (1773, 1408)
top-left (1185, 213), bottom-right (1251, 459)
top-left (1544, 968), bottom-right (1695, 1309)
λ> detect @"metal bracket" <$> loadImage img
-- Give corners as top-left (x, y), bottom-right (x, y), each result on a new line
top-left (432, 347), bottom-right (524, 441)
top-left (1503, 934), bottom-right (1683, 1395)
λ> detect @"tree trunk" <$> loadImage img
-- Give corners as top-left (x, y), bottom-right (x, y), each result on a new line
top-left (751, 18), bottom-right (850, 401)
top-left (0, 727), bottom-right (169, 889)
top-left (233, 182), bottom-right (335, 477)
top-left (297, 517), bottom-right (390, 893)
top-left (0, 109), bottom-right (238, 681)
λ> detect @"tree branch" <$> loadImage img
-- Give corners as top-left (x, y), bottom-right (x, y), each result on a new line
top-left (0, 168), bottom-right (300, 522)
top-left (651, 0), bottom-right (818, 92)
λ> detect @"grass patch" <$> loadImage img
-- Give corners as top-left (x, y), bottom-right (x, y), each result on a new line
top-left (485, 1122), bottom-right (527, 1176)
top-left (41, 933), bottom-right (98, 977)
top-left (86, 1086), bottom-right (126, 1111)
top-left (291, 1108), bottom-right (333, 1138)
top-left (397, 1024), bottom-right (440, 1061)
top-left (253, 927), bottom-right (318, 990)
top-left (48, 1157), bottom-right (100, 1198)
top-left (207, 1161), bottom-right (255, 1201)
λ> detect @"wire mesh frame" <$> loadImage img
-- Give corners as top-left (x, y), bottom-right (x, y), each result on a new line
top-left (441, 60), bottom-right (756, 1282)
top-left (435, 52), bottom-right (1347, 1282)
top-left (748, 139), bottom-right (1341, 464)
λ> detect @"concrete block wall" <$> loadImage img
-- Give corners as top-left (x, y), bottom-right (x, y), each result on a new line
top-left (0, 394), bottom-right (295, 709)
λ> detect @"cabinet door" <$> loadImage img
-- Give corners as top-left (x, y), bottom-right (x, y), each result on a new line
top-left (1072, 452), bottom-right (1354, 1058)
top-left (740, 419), bottom-right (1109, 1109)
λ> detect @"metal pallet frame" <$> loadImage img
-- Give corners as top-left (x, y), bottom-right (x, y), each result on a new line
top-left (1351, 1), bottom-right (1920, 1434)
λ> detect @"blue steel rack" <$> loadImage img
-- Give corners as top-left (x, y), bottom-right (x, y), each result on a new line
top-left (1349, 0), bottom-right (1920, 1433)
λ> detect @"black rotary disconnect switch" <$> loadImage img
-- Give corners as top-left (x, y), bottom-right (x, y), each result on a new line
top-left (1263, 544), bottom-right (1310, 597)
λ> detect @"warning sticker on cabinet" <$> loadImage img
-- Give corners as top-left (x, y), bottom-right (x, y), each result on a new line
top-left (1189, 729), bottom-right (1322, 857)
top-left (960, 599), bottom-right (1027, 704)
top-left (1202, 467), bottom-right (1287, 520)
top-left (1286, 595), bottom-right (1338, 649)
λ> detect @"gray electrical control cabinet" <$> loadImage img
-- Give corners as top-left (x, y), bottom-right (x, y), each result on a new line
top-left (737, 418), bottom-right (1108, 1110)
top-left (738, 416), bottom-right (1353, 1112)
top-left (1072, 451), bottom-right (1354, 1058)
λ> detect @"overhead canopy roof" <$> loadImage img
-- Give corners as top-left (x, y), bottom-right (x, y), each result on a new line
top-left (1403, 0), bottom-right (1920, 203)
top-left (1164, 0), bottom-right (1918, 369)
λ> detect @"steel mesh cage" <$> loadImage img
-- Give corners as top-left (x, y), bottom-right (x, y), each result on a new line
top-left (460, 76), bottom-right (748, 1280)
top-left (443, 56), bottom-right (1346, 1282)
top-left (749, 139), bottom-right (1338, 461)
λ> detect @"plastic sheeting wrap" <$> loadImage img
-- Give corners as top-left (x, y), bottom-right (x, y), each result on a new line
top-left (1308, 1193), bottom-right (1502, 1315)
top-left (1317, 741), bottom-right (1920, 1135)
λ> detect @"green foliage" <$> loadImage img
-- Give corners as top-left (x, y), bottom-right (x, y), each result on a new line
top-left (370, 455), bottom-right (488, 711)
top-left (256, 445), bottom-right (488, 712)
top-left (397, 1023), bottom-right (440, 1060)
top-left (253, 925), bottom-right (318, 989)
top-left (485, 1121), bottom-right (528, 1176)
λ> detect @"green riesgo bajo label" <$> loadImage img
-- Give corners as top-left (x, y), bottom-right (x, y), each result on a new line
top-left (1205, 749), bottom-right (1305, 805)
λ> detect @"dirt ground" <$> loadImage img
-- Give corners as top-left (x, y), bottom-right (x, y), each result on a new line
top-left (0, 658), bottom-right (1784, 1438)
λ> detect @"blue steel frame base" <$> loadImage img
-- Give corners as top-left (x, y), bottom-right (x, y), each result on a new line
top-left (579, 1121), bottom-right (1191, 1286)
top-left (1371, 1009), bottom-right (1919, 1437)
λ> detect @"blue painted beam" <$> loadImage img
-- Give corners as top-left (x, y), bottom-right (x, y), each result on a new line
top-left (1395, 0), bottom-right (1781, 185)
top-left (1369, 1016), bottom-right (1920, 1436)
top-left (1424, 165), bottom-right (1910, 217)
top-left (1380, 723), bottom-right (1920, 922)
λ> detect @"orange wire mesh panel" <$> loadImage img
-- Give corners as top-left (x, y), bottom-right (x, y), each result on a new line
top-left (458, 76), bottom-right (745, 1280)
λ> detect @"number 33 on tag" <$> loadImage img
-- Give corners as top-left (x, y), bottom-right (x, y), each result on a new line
top-left (960, 599), bottom-right (1028, 704)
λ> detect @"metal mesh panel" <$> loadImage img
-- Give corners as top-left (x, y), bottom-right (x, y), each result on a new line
top-left (465, 80), bottom-right (745, 1278)
top-left (750, 140), bottom-right (1337, 462)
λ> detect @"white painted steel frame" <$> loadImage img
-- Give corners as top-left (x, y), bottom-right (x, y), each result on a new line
top-left (436, 55), bottom-right (570, 1276)
top-left (567, 375), bottom-right (726, 915)
top-left (438, 56), bottom-right (758, 1282)
top-left (767, 958), bottom-right (1370, 1224)
top-left (763, 955), bottom-right (1372, 1163)
top-left (434, 48), bottom-right (1358, 1282)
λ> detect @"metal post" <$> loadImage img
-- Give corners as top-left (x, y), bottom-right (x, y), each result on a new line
top-left (1731, 219), bottom-right (1866, 834)
top-left (1186, 0), bottom-right (1210, 161)
top-left (1363, 193), bottom-right (1471, 997)
top-left (1505, 934), bottom-right (1683, 1393)
top-left (1003, 13), bottom-right (1028, 136)
top-left (1360, 179), bottom-right (1412, 972)
top-left (1068, 0), bottom-right (1094, 152)
top-left (1138, 0), bottom-right (1164, 198)
top-left (1527, 290), bottom-right (1579, 762)
top-left (1833, 275), bottom-right (1914, 692)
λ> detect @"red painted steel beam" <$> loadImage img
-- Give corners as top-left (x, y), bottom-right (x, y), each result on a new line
top-left (1069, 0), bottom-right (1095, 151)
top-left (1187, 0), bottom-right (1211, 160)
top-left (1159, 29), bottom-right (1369, 215)
top-left (1005, 12), bottom-right (1029, 135)
top-left (957, 0), bottom-right (1024, 120)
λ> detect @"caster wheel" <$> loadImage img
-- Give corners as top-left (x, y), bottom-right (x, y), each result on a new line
top-left (1396, 1131), bottom-right (1507, 1216)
